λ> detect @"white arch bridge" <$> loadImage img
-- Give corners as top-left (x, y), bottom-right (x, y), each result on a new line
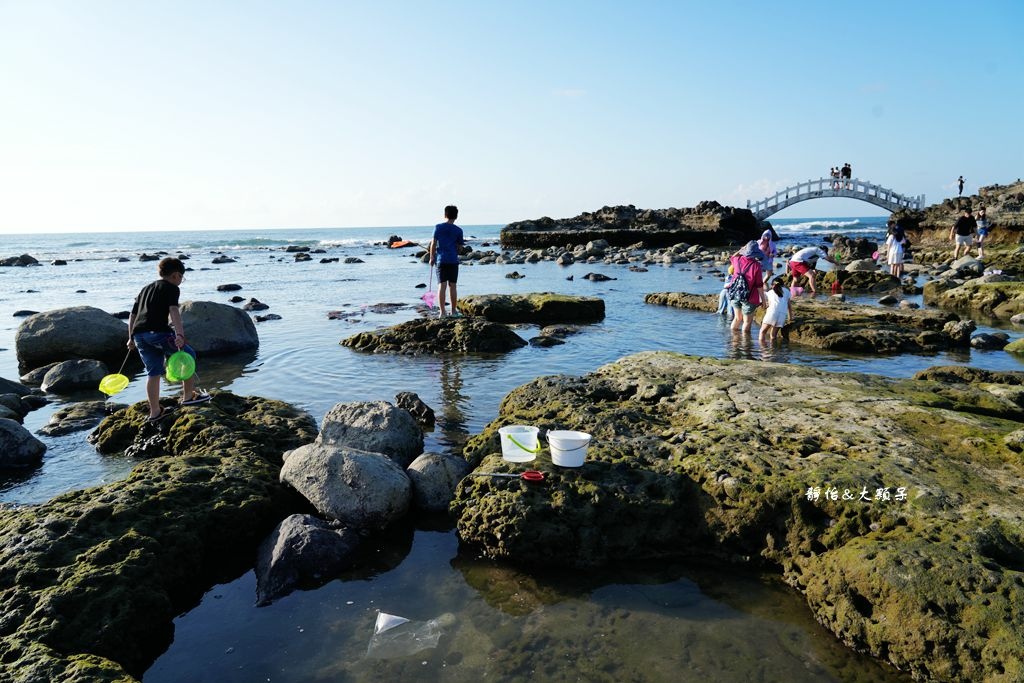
top-left (747, 178), bottom-right (924, 221)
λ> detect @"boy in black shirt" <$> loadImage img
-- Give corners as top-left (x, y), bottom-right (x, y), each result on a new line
top-left (127, 257), bottom-right (209, 422)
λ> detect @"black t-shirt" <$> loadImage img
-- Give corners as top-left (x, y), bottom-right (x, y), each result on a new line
top-left (131, 279), bottom-right (180, 333)
top-left (954, 215), bottom-right (977, 236)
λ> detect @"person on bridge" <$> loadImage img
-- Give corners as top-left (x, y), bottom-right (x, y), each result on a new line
top-left (957, 176), bottom-right (965, 197)
top-left (842, 163), bottom-right (853, 189)
top-left (787, 245), bottom-right (836, 295)
top-left (950, 207), bottom-right (977, 260)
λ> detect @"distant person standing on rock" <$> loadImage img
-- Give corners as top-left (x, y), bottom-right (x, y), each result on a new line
top-left (950, 207), bottom-right (977, 260)
top-left (975, 207), bottom-right (991, 260)
top-left (957, 175), bottom-right (965, 197)
top-left (428, 205), bottom-right (465, 319)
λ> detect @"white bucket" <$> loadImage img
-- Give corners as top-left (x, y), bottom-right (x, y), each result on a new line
top-left (498, 425), bottom-right (540, 462)
top-left (815, 258), bottom-right (835, 273)
top-left (547, 430), bottom-right (591, 467)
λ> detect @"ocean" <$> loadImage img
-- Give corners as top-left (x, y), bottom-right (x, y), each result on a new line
top-left (0, 216), bottom-right (1011, 681)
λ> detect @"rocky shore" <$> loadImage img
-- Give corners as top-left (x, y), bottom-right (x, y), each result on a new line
top-left (500, 202), bottom-right (761, 249)
top-left (452, 352), bottom-right (1024, 681)
top-left (896, 179), bottom-right (1024, 246)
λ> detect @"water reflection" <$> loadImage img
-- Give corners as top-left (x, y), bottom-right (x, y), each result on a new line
top-left (434, 356), bottom-right (470, 451)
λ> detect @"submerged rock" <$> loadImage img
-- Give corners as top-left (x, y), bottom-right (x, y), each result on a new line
top-left (38, 400), bottom-right (125, 436)
top-left (458, 292), bottom-right (605, 323)
top-left (452, 352), bottom-right (1024, 681)
top-left (342, 317), bottom-right (527, 355)
top-left (254, 514), bottom-right (360, 606)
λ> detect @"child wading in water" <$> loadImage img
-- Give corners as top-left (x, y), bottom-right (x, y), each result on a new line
top-left (127, 257), bottom-right (210, 423)
top-left (759, 279), bottom-right (792, 343)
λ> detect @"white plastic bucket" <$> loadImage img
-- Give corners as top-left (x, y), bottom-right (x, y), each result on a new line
top-left (547, 430), bottom-right (592, 467)
top-left (815, 258), bottom-right (835, 273)
top-left (498, 425), bottom-right (540, 462)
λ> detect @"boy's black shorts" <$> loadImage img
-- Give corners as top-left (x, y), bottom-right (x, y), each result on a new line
top-left (437, 263), bottom-right (459, 283)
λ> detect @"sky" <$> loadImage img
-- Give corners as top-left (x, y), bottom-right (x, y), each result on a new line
top-left (1, 0), bottom-right (1022, 234)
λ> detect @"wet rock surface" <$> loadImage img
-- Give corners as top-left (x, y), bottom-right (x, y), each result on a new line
top-left (458, 292), bottom-right (605, 323)
top-left (451, 352), bottom-right (1024, 681)
top-left (0, 392), bottom-right (317, 679)
top-left (342, 317), bottom-right (528, 355)
top-left (14, 306), bottom-right (128, 374)
top-left (38, 400), bottom-right (127, 436)
top-left (179, 300), bottom-right (259, 354)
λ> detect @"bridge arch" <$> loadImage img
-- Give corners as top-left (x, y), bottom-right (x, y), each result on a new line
top-left (747, 178), bottom-right (924, 221)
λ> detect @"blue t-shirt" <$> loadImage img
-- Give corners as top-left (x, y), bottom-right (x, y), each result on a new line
top-left (433, 222), bottom-right (464, 264)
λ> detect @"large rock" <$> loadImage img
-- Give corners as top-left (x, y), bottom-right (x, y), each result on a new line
top-left (822, 270), bottom-right (900, 292)
top-left (38, 401), bottom-right (124, 436)
top-left (452, 352), bottom-right (1024, 681)
top-left (932, 280), bottom-right (1024, 320)
top-left (15, 306), bottom-right (127, 373)
top-left (500, 202), bottom-right (760, 249)
top-left (342, 317), bottom-right (527, 355)
top-left (406, 452), bottom-right (472, 512)
top-left (179, 300), bottom-right (259, 355)
top-left (317, 400), bottom-right (423, 466)
top-left (280, 443), bottom-right (411, 530)
top-left (458, 293), bottom-right (606, 323)
top-left (0, 253), bottom-right (39, 267)
top-left (0, 418), bottom-right (46, 468)
top-left (0, 376), bottom-right (32, 396)
top-left (254, 514), bottom-right (360, 606)
top-left (40, 359), bottom-right (108, 394)
top-left (0, 393), bottom-right (318, 679)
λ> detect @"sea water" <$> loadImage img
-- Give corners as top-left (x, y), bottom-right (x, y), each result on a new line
top-left (0, 217), bottom-right (1012, 680)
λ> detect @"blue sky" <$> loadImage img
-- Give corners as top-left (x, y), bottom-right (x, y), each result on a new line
top-left (1, 0), bottom-right (1021, 233)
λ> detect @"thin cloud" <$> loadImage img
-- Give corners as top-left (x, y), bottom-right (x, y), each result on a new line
top-left (724, 179), bottom-right (791, 206)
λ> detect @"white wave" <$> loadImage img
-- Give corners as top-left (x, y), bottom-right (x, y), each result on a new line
top-left (776, 219), bottom-right (862, 232)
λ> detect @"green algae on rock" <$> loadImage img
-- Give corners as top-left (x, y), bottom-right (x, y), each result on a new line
top-left (646, 294), bottom-right (968, 354)
top-left (929, 280), bottom-right (1024, 321)
top-left (0, 392), bottom-right (317, 681)
top-left (341, 316), bottom-right (528, 354)
top-left (451, 352), bottom-right (1024, 681)
top-left (458, 292), bottom-right (606, 324)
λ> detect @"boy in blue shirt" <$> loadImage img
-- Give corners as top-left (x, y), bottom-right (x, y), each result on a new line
top-left (428, 205), bottom-right (465, 318)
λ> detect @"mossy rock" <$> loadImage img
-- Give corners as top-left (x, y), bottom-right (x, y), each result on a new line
top-left (458, 292), bottom-right (605, 323)
top-left (934, 280), bottom-right (1024, 320)
top-left (341, 317), bottom-right (527, 354)
top-left (644, 292), bottom-right (719, 312)
top-left (452, 352), bottom-right (1024, 681)
top-left (819, 270), bottom-right (900, 293)
top-left (0, 392), bottom-right (317, 680)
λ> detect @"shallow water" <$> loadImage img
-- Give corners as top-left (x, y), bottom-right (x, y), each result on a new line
top-left (0, 221), bottom-right (1014, 679)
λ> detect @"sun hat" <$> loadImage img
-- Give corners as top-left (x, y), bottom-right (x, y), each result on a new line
top-left (739, 241), bottom-right (765, 259)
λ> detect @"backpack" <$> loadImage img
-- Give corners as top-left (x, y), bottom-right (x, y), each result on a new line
top-left (727, 262), bottom-right (750, 302)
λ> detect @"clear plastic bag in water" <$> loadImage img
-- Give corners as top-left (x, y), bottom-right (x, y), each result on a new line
top-left (366, 611), bottom-right (455, 659)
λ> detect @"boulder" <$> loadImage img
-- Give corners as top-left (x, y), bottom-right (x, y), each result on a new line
top-left (395, 391), bottom-right (435, 428)
top-left (971, 333), bottom-right (1009, 350)
top-left (0, 376), bottom-right (32, 396)
top-left (242, 298), bottom-right (270, 311)
top-left (254, 514), bottom-right (361, 606)
top-left (216, 284), bottom-right (242, 292)
top-left (342, 317), bottom-right (528, 355)
top-left (211, 255), bottom-right (236, 264)
top-left (0, 394), bottom-right (28, 419)
top-left (14, 306), bottom-right (127, 373)
top-left (280, 443), bottom-right (411, 530)
top-left (0, 418), bottom-right (45, 468)
top-left (179, 300), bottom-right (259, 354)
top-left (822, 270), bottom-right (900, 292)
top-left (318, 400), bottom-right (423, 466)
top-left (13, 310), bottom-right (39, 317)
top-left (452, 352), bottom-right (1024, 681)
top-left (843, 258), bottom-right (879, 272)
top-left (20, 362), bottom-right (59, 385)
top-left (0, 253), bottom-right (39, 267)
top-left (40, 359), bottom-right (108, 394)
top-left (951, 256), bottom-right (984, 277)
top-left (529, 335), bottom-right (565, 347)
top-left (38, 400), bottom-right (124, 436)
top-left (831, 236), bottom-right (877, 260)
top-left (932, 280), bottom-right (1024, 320)
top-left (458, 293), bottom-right (605, 323)
top-left (406, 452), bottom-right (471, 513)
top-left (0, 404), bottom-right (23, 423)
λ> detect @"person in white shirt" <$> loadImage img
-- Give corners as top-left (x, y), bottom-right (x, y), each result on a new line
top-left (759, 279), bottom-right (792, 343)
top-left (787, 245), bottom-right (836, 295)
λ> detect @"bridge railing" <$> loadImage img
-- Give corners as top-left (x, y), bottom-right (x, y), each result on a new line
top-left (746, 178), bottom-right (924, 217)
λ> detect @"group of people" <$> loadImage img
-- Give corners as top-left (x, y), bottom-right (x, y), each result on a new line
top-left (718, 231), bottom-right (839, 344)
top-left (950, 206), bottom-right (992, 259)
top-left (127, 205), bottom-right (467, 424)
top-left (830, 163), bottom-right (853, 190)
